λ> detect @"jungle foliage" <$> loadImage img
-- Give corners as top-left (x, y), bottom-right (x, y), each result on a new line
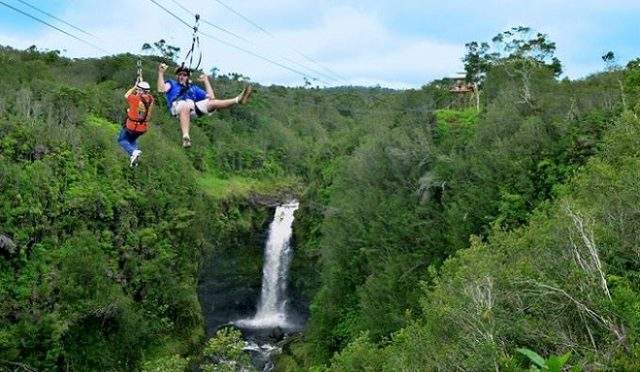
top-left (0, 43), bottom-right (433, 370)
top-left (0, 42), bottom-right (396, 370)
top-left (2, 25), bottom-right (640, 371)
top-left (280, 35), bottom-right (640, 371)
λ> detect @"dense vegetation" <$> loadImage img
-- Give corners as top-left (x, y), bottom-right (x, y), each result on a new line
top-left (2, 25), bottom-right (640, 371)
top-left (280, 34), bottom-right (640, 370)
top-left (0, 44), bottom-right (408, 370)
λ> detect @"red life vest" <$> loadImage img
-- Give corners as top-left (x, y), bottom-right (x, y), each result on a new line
top-left (125, 93), bottom-right (154, 134)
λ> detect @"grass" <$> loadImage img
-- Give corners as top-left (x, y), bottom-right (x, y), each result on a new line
top-left (197, 172), bottom-right (300, 200)
top-left (435, 107), bottom-right (479, 126)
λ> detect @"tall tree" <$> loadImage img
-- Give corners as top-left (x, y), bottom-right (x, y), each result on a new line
top-left (141, 39), bottom-right (181, 61)
top-left (464, 26), bottom-right (562, 83)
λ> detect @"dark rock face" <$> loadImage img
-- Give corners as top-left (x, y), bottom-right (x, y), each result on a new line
top-left (198, 202), bottom-right (310, 372)
top-left (248, 191), bottom-right (300, 208)
top-left (0, 234), bottom-right (16, 256)
top-left (270, 326), bottom-right (284, 342)
top-left (198, 250), bottom-right (264, 335)
top-left (198, 205), bottom-right (273, 336)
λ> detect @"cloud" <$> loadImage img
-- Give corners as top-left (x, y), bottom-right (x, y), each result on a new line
top-left (1, 0), bottom-right (638, 88)
top-left (0, 0), bottom-right (463, 88)
top-left (266, 5), bottom-right (464, 86)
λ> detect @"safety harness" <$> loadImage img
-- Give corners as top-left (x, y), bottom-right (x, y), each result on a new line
top-left (180, 14), bottom-right (202, 72)
top-left (174, 83), bottom-right (206, 117)
top-left (125, 93), bottom-right (154, 134)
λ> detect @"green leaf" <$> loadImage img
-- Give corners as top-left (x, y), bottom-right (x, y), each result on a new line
top-left (545, 352), bottom-right (571, 372)
top-left (517, 348), bottom-right (546, 368)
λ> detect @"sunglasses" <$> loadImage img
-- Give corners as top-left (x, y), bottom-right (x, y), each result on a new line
top-left (177, 73), bottom-right (189, 77)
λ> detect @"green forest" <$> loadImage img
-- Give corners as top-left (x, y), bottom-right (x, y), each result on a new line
top-left (2, 25), bottom-right (640, 371)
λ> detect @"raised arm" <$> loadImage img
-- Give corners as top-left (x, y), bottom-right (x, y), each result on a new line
top-left (157, 63), bottom-right (169, 93)
top-left (198, 74), bottom-right (216, 99)
top-left (124, 86), bottom-right (136, 99)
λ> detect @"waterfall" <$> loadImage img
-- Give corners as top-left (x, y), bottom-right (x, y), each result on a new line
top-left (236, 201), bottom-right (299, 329)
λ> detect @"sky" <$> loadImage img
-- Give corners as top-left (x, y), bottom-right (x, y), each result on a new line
top-left (0, 0), bottom-right (639, 89)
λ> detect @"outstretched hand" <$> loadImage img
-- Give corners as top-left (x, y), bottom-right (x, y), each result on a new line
top-left (158, 63), bottom-right (168, 72)
top-left (198, 74), bottom-right (209, 83)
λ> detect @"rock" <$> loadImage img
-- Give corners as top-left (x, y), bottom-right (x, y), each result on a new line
top-left (278, 333), bottom-right (299, 352)
top-left (32, 145), bottom-right (49, 160)
top-left (248, 191), bottom-right (301, 208)
top-left (0, 234), bottom-right (16, 256)
top-left (270, 326), bottom-right (284, 342)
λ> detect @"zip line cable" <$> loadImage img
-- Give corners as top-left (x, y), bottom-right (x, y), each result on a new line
top-left (0, 1), bottom-right (108, 53)
top-left (167, 0), bottom-right (251, 45)
top-left (148, 0), bottom-right (326, 84)
top-left (147, 0), bottom-right (331, 85)
top-left (212, 0), bottom-right (270, 36)
top-left (167, 0), bottom-right (339, 84)
top-left (210, 0), bottom-right (348, 84)
top-left (148, 0), bottom-right (192, 28)
top-left (14, 0), bottom-right (99, 40)
top-left (168, 0), bottom-right (337, 83)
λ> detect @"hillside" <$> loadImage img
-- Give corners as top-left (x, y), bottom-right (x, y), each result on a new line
top-left (0, 45), bottom-right (413, 370)
top-left (1, 41), bottom-right (640, 371)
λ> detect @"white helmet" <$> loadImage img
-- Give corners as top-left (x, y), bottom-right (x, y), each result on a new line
top-left (136, 81), bottom-right (151, 91)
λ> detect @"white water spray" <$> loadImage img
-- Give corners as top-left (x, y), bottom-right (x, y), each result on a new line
top-left (236, 201), bottom-right (299, 329)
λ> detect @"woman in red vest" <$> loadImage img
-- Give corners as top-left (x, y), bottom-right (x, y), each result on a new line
top-left (118, 81), bottom-right (155, 167)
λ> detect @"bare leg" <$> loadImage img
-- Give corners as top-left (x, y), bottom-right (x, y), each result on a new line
top-left (179, 105), bottom-right (191, 138)
top-left (206, 98), bottom-right (238, 111)
top-left (205, 86), bottom-right (252, 111)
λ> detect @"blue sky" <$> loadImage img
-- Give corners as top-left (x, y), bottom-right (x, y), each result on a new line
top-left (0, 0), bottom-right (638, 88)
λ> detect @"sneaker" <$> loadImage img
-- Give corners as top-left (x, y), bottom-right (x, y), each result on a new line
top-left (182, 136), bottom-right (192, 148)
top-left (239, 85), bottom-right (253, 105)
top-left (129, 150), bottom-right (142, 167)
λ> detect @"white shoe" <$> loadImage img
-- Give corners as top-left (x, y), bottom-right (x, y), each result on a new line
top-left (130, 150), bottom-right (142, 167)
top-left (182, 136), bottom-right (192, 148)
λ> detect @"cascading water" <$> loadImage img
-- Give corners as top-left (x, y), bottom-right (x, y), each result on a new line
top-left (236, 201), bottom-right (300, 330)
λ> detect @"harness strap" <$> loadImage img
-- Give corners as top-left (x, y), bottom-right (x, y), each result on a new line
top-left (176, 83), bottom-right (191, 102)
top-left (127, 94), bottom-right (152, 123)
top-left (193, 34), bottom-right (202, 71)
top-left (181, 14), bottom-right (201, 71)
